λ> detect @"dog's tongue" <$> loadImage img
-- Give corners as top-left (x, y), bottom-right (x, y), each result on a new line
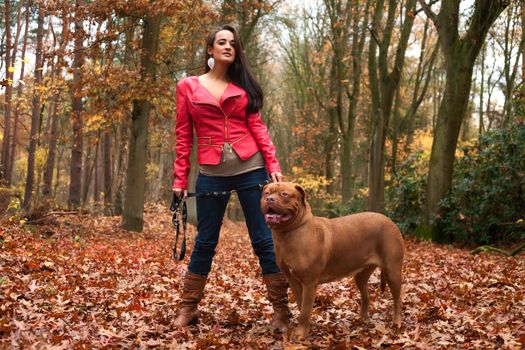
top-left (265, 213), bottom-right (291, 224)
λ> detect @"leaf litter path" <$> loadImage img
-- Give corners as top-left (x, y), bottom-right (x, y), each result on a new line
top-left (1, 206), bottom-right (524, 349)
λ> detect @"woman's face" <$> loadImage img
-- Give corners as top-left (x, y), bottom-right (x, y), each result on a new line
top-left (208, 30), bottom-right (236, 66)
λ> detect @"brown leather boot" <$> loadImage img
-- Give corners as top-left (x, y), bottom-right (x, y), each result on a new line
top-left (174, 272), bottom-right (207, 327)
top-left (263, 272), bottom-right (291, 331)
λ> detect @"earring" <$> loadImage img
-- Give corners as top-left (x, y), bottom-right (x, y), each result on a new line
top-left (207, 57), bottom-right (215, 70)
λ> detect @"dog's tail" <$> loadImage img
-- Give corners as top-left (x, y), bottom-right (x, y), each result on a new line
top-left (380, 270), bottom-right (387, 293)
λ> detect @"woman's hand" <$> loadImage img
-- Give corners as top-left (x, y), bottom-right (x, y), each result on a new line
top-left (270, 172), bottom-right (284, 183)
top-left (173, 188), bottom-right (188, 200)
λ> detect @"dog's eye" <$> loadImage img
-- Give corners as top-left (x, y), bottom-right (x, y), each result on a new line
top-left (280, 192), bottom-right (289, 197)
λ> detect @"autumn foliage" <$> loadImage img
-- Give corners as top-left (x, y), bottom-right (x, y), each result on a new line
top-left (1, 208), bottom-right (524, 348)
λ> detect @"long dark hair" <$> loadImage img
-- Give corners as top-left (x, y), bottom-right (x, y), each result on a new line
top-left (204, 25), bottom-right (263, 113)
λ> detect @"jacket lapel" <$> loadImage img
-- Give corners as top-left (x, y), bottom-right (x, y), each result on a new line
top-left (191, 77), bottom-right (218, 106)
top-left (189, 77), bottom-right (245, 108)
top-left (220, 83), bottom-right (244, 103)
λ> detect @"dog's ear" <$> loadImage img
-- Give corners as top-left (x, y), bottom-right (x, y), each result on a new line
top-left (262, 182), bottom-right (272, 193)
top-left (294, 184), bottom-right (306, 205)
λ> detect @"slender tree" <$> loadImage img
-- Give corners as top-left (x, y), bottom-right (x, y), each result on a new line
top-left (122, 14), bottom-right (162, 231)
top-left (103, 129), bottom-right (112, 214)
top-left (43, 10), bottom-right (69, 198)
top-left (501, 2), bottom-right (525, 126)
top-left (23, 5), bottom-right (45, 208)
top-left (7, 0), bottom-right (30, 185)
top-left (367, 0), bottom-right (417, 213)
top-left (1, 0), bottom-right (13, 184)
top-left (419, 0), bottom-right (510, 230)
top-left (68, 0), bottom-right (85, 208)
top-left (326, 0), bottom-right (371, 202)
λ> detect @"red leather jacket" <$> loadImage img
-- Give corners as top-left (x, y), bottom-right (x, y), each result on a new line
top-left (173, 76), bottom-right (281, 189)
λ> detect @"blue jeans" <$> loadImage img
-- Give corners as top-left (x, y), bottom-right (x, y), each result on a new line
top-left (187, 168), bottom-right (281, 276)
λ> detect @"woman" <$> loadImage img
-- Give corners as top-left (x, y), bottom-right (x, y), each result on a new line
top-left (172, 25), bottom-right (290, 330)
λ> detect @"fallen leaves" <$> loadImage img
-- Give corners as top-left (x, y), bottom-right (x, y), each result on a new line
top-left (1, 206), bottom-right (524, 349)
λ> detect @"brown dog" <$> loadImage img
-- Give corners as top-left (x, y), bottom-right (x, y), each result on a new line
top-left (261, 182), bottom-right (404, 338)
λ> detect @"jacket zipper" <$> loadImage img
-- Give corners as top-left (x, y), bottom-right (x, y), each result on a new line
top-left (192, 91), bottom-right (241, 155)
top-left (192, 100), bottom-right (229, 141)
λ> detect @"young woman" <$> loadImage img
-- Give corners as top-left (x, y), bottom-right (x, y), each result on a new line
top-left (172, 25), bottom-right (290, 330)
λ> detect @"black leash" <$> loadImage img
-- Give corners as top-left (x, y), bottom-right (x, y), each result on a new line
top-left (170, 180), bottom-right (270, 261)
top-left (170, 192), bottom-right (194, 261)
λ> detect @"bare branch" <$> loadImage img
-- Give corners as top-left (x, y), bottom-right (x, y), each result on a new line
top-left (417, 0), bottom-right (438, 26)
top-left (368, 26), bottom-right (381, 46)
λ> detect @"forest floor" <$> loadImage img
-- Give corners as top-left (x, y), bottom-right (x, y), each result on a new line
top-left (1, 205), bottom-right (524, 349)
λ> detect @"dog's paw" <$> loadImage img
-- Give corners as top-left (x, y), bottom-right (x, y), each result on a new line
top-left (291, 325), bottom-right (309, 340)
top-left (271, 318), bottom-right (289, 332)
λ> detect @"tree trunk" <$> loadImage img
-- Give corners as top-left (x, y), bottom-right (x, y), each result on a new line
top-left (94, 137), bottom-right (100, 205)
top-left (103, 130), bottom-right (112, 215)
top-left (479, 45), bottom-right (485, 136)
top-left (3, 0), bottom-right (24, 185)
top-left (54, 147), bottom-right (64, 200)
top-left (502, 3), bottom-right (524, 126)
top-left (122, 14), bottom-right (161, 232)
top-left (7, 1), bottom-right (30, 185)
top-left (22, 6), bottom-right (44, 209)
top-left (82, 140), bottom-right (93, 205)
top-left (522, 0), bottom-right (525, 82)
top-left (113, 124), bottom-right (127, 215)
top-left (368, 0), bottom-right (416, 213)
top-left (68, 0), bottom-right (85, 208)
top-left (324, 0), bottom-right (370, 203)
top-left (420, 0), bottom-right (510, 230)
top-left (1, 0), bottom-right (13, 184)
top-left (43, 15), bottom-right (68, 198)
top-left (391, 88), bottom-right (402, 176)
top-left (42, 85), bottom-right (60, 197)
top-left (113, 17), bottom-right (136, 215)
top-left (341, 0), bottom-right (370, 203)
top-left (425, 63), bottom-right (473, 226)
top-left (325, 57), bottom-right (341, 193)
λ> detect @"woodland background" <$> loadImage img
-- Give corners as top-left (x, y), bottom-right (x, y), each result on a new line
top-left (1, 1), bottom-right (525, 348)
top-left (0, 0), bottom-right (524, 245)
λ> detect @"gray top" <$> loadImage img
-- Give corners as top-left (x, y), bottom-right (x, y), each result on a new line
top-left (199, 142), bottom-right (265, 176)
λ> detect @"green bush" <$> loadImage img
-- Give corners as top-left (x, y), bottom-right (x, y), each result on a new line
top-left (385, 150), bottom-right (428, 234)
top-left (322, 189), bottom-right (368, 218)
top-left (291, 169), bottom-right (367, 218)
top-left (438, 122), bottom-right (525, 245)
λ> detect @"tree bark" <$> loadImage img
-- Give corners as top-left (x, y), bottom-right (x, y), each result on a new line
top-left (94, 137), bottom-right (100, 204)
top-left (522, 0), bottom-right (525, 82)
top-left (367, 0), bottom-right (416, 213)
top-left (341, 0), bottom-right (370, 203)
top-left (43, 12), bottom-right (68, 198)
top-left (7, 0), bottom-right (30, 185)
top-left (113, 17), bottom-right (136, 215)
top-left (1, 0), bottom-right (13, 184)
top-left (122, 14), bottom-right (161, 232)
top-left (325, 57), bottom-right (340, 193)
top-left (3, 0), bottom-right (24, 185)
top-left (23, 5), bottom-right (44, 209)
top-left (502, 3), bottom-right (524, 126)
top-left (420, 0), bottom-right (510, 229)
top-left (479, 44), bottom-right (485, 136)
top-left (82, 141), bottom-right (93, 204)
top-left (324, 0), bottom-right (371, 202)
top-left (103, 130), bottom-right (112, 215)
top-left (68, 0), bottom-right (85, 208)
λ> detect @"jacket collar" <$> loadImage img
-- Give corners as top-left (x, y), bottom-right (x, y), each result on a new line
top-left (190, 76), bottom-right (244, 106)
